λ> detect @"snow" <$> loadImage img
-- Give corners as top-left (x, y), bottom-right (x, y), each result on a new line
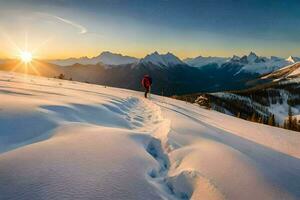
top-left (288, 64), bottom-right (300, 76)
top-left (96, 51), bottom-right (139, 65)
top-left (227, 52), bottom-right (300, 75)
top-left (49, 51), bottom-right (139, 66)
top-left (286, 56), bottom-right (300, 63)
top-left (212, 91), bottom-right (300, 125)
top-left (0, 71), bottom-right (300, 200)
top-left (236, 57), bottom-right (292, 75)
top-left (140, 52), bottom-right (184, 67)
top-left (247, 51), bottom-right (259, 63)
top-left (184, 52), bottom-right (298, 75)
top-left (280, 77), bottom-right (300, 84)
top-left (261, 62), bottom-right (300, 80)
top-left (184, 56), bottom-right (229, 68)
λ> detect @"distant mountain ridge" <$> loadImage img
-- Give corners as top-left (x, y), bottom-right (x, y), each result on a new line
top-left (1, 51), bottom-right (300, 96)
top-left (139, 51), bottom-right (185, 67)
top-left (184, 56), bottom-right (229, 68)
top-left (47, 50), bottom-right (300, 76)
top-left (186, 51), bottom-right (299, 75)
top-left (49, 51), bottom-right (139, 66)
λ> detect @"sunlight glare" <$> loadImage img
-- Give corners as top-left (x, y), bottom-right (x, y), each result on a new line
top-left (20, 51), bottom-right (33, 63)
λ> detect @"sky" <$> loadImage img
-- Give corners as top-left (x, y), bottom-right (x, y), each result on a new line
top-left (0, 0), bottom-right (300, 59)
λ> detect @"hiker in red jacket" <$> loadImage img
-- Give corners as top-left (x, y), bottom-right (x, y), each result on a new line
top-left (141, 75), bottom-right (152, 98)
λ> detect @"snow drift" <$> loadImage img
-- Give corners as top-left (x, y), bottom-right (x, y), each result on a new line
top-left (0, 71), bottom-right (299, 200)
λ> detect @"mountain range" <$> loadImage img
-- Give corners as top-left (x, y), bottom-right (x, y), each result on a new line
top-left (186, 52), bottom-right (300, 75)
top-left (48, 51), bottom-right (300, 73)
top-left (0, 51), bottom-right (299, 96)
top-left (48, 51), bottom-right (139, 66)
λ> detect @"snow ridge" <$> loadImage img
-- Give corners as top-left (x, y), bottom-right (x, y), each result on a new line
top-left (140, 52), bottom-right (184, 67)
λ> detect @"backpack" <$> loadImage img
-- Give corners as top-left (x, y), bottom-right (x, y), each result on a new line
top-left (142, 76), bottom-right (152, 88)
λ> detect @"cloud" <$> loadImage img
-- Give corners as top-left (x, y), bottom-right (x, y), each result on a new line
top-left (37, 12), bottom-right (87, 34)
top-left (51, 15), bottom-right (87, 34)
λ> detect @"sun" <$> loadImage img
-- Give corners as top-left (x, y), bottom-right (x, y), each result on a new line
top-left (20, 51), bottom-right (33, 63)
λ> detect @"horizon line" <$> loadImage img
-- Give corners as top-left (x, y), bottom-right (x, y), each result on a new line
top-left (0, 50), bottom-right (299, 61)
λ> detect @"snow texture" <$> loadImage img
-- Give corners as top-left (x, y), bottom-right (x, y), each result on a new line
top-left (0, 71), bottom-right (300, 200)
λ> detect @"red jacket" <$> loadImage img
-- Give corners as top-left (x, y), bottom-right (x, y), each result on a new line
top-left (142, 75), bottom-right (152, 89)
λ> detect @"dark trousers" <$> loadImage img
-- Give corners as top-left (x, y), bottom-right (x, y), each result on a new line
top-left (144, 88), bottom-right (149, 98)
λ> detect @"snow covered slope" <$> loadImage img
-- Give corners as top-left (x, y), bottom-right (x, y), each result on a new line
top-left (0, 71), bottom-right (300, 200)
top-left (262, 62), bottom-right (300, 80)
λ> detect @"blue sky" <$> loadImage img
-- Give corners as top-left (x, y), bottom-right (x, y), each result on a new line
top-left (0, 0), bottom-right (299, 59)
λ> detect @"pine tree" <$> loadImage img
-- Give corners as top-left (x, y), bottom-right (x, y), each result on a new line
top-left (268, 114), bottom-right (276, 126)
top-left (292, 117), bottom-right (298, 131)
top-left (284, 120), bottom-right (288, 129)
top-left (251, 112), bottom-right (257, 122)
top-left (258, 117), bottom-right (262, 123)
top-left (288, 106), bottom-right (293, 129)
top-left (272, 115), bottom-right (276, 126)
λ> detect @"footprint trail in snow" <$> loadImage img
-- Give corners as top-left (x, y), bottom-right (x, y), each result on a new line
top-left (119, 97), bottom-right (195, 200)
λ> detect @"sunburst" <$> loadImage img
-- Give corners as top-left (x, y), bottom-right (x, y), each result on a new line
top-left (19, 51), bottom-right (33, 63)
top-left (0, 31), bottom-right (52, 76)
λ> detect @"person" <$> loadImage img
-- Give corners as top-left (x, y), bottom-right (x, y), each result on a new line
top-left (141, 75), bottom-right (152, 98)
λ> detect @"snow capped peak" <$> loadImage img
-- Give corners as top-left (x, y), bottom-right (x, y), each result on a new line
top-left (48, 51), bottom-right (139, 66)
top-left (184, 55), bottom-right (229, 68)
top-left (98, 51), bottom-right (119, 57)
top-left (140, 51), bottom-right (184, 67)
top-left (230, 52), bottom-right (266, 65)
top-left (286, 56), bottom-right (300, 63)
top-left (247, 52), bottom-right (258, 62)
top-left (232, 52), bottom-right (293, 75)
top-left (95, 51), bottom-right (139, 65)
top-left (231, 55), bottom-right (241, 61)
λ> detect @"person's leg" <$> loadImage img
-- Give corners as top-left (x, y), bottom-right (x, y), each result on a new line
top-left (144, 88), bottom-right (149, 98)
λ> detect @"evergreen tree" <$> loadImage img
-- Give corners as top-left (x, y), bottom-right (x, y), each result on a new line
top-left (284, 120), bottom-right (288, 129)
top-left (251, 112), bottom-right (257, 122)
top-left (268, 114), bottom-right (276, 126)
top-left (292, 117), bottom-right (298, 131)
top-left (257, 115), bottom-right (262, 123)
top-left (288, 106), bottom-right (293, 129)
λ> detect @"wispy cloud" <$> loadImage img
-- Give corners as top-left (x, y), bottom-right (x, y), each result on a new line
top-left (51, 15), bottom-right (87, 34)
top-left (37, 12), bottom-right (87, 34)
